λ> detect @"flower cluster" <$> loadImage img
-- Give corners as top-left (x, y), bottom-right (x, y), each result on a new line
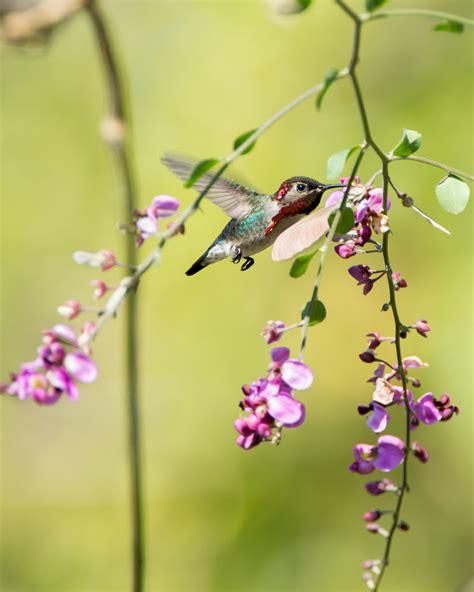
top-left (351, 321), bottom-right (458, 587)
top-left (3, 192), bottom-right (181, 406)
top-left (234, 347), bottom-right (313, 450)
top-left (1, 324), bottom-right (97, 405)
top-left (133, 195), bottom-right (180, 246)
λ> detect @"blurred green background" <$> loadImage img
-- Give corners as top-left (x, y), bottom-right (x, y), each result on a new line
top-left (1, 1), bottom-right (473, 591)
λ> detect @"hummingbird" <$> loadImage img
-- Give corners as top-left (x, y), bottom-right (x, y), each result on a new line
top-left (161, 154), bottom-right (343, 275)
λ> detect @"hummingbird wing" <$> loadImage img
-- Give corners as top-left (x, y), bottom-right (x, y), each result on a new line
top-left (161, 153), bottom-right (256, 219)
top-left (271, 204), bottom-right (338, 261)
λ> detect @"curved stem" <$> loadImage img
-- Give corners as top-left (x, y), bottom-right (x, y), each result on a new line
top-left (85, 3), bottom-right (143, 591)
top-left (299, 146), bottom-right (366, 359)
top-left (364, 9), bottom-right (474, 27)
top-left (390, 155), bottom-right (474, 181)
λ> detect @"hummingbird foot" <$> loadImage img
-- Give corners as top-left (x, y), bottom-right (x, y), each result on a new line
top-left (240, 257), bottom-right (255, 271)
top-left (231, 248), bottom-right (242, 264)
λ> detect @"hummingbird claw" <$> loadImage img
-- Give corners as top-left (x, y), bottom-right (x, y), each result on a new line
top-left (231, 248), bottom-right (242, 264)
top-left (240, 257), bottom-right (255, 271)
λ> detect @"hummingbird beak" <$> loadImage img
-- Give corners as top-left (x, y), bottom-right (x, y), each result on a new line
top-left (322, 183), bottom-right (345, 191)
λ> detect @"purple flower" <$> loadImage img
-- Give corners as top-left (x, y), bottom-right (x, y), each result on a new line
top-left (411, 441), bottom-right (429, 463)
top-left (234, 348), bottom-right (312, 450)
top-left (413, 393), bottom-right (442, 425)
top-left (365, 478), bottom-right (397, 495)
top-left (335, 240), bottom-right (357, 259)
top-left (47, 367), bottom-right (79, 401)
top-left (366, 403), bottom-right (390, 433)
top-left (64, 352), bottom-right (98, 383)
top-left (261, 320), bottom-right (285, 344)
top-left (412, 319), bottom-right (431, 338)
top-left (350, 435), bottom-right (405, 474)
top-left (348, 265), bottom-right (376, 295)
top-left (391, 272), bottom-right (407, 290)
top-left (150, 195), bottom-right (180, 217)
top-left (134, 195), bottom-right (180, 244)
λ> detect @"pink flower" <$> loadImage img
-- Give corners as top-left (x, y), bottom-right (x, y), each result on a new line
top-left (261, 320), bottom-right (285, 344)
top-left (91, 280), bottom-right (108, 300)
top-left (64, 352), bottom-right (98, 383)
top-left (365, 478), bottom-right (397, 495)
top-left (73, 250), bottom-right (117, 271)
top-left (412, 319), bottom-right (430, 338)
top-left (57, 300), bottom-right (82, 320)
top-left (391, 272), bottom-right (407, 290)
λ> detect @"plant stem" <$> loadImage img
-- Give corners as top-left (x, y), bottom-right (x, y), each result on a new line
top-left (363, 9), bottom-right (474, 27)
top-left (389, 155), bottom-right (474, 181)
top-left (299, 146), bottom-right (366, 359)
top-left (85, 2), bottom-right (143, 591)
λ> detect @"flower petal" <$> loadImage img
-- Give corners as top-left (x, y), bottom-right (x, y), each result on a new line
top-left (367, 403), bottom-right (390, 433)
top-left (270, 346), bottom-right (290, 364)
top-left (373, 435), bottom-right (405, 472)
top-left (267, 394), bottom-right (305, 427)
top-left (64, 352), bottom-right (98, 383)
top-left (281, 360), bottom-right (313, 390)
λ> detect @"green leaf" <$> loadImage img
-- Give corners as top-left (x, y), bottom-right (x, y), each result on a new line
top-left (184, 158), bottom-right (220, 188)
top-left (328, 207), bottom-right (355, 234)
top-left (301, 300), bottom-right (327, 326)
top-left (366, 0), bottom-right (388, 12)
top-left (295, 0), bottom-right (312, 12)
top-left (290, 251), bottom-right (317, 278)
top-left (392, 128), bottom-right (422, 158)
top-left (326, 146), bottom-right (360, 180)
top-left (316, 68), bottom-right (339, 111)
top-left (233, 129), bottom-right (258, 156)
top-left (433, 21), bottom-right (464, 33)
top-left (435, 175), bottom-right (470, 214)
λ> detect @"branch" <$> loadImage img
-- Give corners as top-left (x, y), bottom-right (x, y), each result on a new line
top-left (363, 9), bottom-right (474, 27)
top-left (389, 155), bottom-right (474, 182)
top-left (85, 2), bottom-right (143, 591)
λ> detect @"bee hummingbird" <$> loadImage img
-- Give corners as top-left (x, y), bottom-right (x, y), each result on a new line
top-left (161, 154), bottom-right (343, 275)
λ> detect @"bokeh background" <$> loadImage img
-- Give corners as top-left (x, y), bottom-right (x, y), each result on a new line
top-left (1, 1), bottom-right (473, 591)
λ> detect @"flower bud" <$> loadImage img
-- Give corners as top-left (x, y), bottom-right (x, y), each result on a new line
top-left (363, 510), bottom-right (381, 522)
top-left (359, 350), bottom-right (376, 363)
top-left (398, 520), bottom-right (410, 531)
top-left (411, 441), bottom-right (429, 463)
top-left (357, 404), bottom-right (372, 416)
top-left (57, 300), bottom-right (81, 320)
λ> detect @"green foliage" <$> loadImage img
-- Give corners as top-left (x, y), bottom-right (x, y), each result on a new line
top-left (301, 299), bottom-right (327, 326)
top-left (366, 0), bottom-right (388, 12)
top-left (391, 128), bottom-right (422, 157)
top-left (326, 146), bottom-right (360, 180)
top-left (433, 21), bottom-right (464, 33)
top-left (295, 0), bottom-right (312, 12)
top-left (233, 129), bottom-right (258, 155)
top-left (316, 68), bottom-right (338, 110)
top-left (290, 251), bottom-right (317, 278)
top-left (435, 175), bottom-right (470, 214)
top-left (328, 207), bottom-right (355, 234)
top-left (184, 158), bottom-right (220, 188)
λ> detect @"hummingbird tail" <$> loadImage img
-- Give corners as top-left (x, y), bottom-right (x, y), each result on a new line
top-left (185, 254), bottom-right (209, 276)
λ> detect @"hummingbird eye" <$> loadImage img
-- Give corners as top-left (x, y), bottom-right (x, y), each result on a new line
top-left (296, 183), bottom-right (306, 192)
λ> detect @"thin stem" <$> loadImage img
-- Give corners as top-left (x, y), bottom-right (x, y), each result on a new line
top-left (85, 3), bottom-right (143, 591)
top-left (299, 146), bottom-right (367, 359)
top-left (363, 9), bottom-right (474, 27)
top-left (373, 165), bottom-right (411, 592)
top-left (389, 155), bottom-right (474, 181)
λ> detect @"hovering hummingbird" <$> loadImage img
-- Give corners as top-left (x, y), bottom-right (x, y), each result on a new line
top-left (161, 154), bottom-right (343, 275)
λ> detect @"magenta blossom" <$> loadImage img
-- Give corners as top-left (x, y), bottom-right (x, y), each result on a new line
top-left (412, 319), bottom-right (431, 338)
top-left (261, 320), bottom-right (285, 344)
top-left (234, 347), bottom-right (312, 450)
top-left (134, 195), bottom-right (180, 244)
top-left (350, 435), bottom-right (405, 474)
top-left (1, 324), bottom-right (97, 405)
top-left (365, 478), bottom-right (398, 496)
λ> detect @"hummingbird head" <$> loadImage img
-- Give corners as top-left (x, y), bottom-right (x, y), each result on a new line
top-left (274, 176), bottom-right (344, 208)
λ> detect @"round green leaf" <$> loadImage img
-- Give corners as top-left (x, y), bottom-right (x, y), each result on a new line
top-left (301, 300), bottom-right (327, 326)
top-left (290, 251), bottom-right (316, 278)
top-left (435, 175), bottom-right (470, 214)
top-left (433, 21), bottom-right (464, 33)
top-left (392, 128), bottom-right (422, 158)
top-left (326, 146), bottom-right (360, 181)
top-left (366, 0), bottom-right (388, 12)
